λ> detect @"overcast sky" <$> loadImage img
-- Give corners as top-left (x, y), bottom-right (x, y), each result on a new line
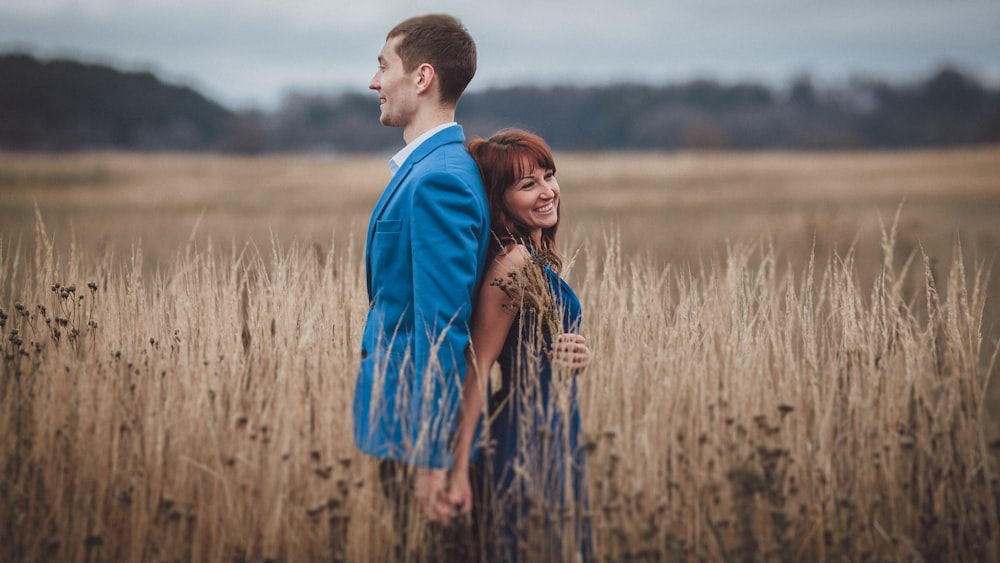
top-left (2, 0), bottom-right (998, 110)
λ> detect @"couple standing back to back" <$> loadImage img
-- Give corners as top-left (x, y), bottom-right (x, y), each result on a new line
top-left (353, 13), bottom-right (593, 562)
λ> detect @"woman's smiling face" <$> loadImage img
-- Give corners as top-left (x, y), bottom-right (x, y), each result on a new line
top-left (503, 159), bottom-right (560, 245)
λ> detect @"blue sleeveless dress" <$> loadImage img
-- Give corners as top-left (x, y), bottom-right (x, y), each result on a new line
top-left (477, 257), bottom-right (593, 562)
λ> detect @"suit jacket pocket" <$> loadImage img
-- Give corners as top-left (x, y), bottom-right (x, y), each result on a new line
top-left (376, 219), bottom-right (402, 234)
top-left (370, 219), bottom-right (403, 284)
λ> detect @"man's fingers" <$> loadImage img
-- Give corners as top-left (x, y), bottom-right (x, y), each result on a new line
top-left (423, 498), bottom-right (453, 524)
top-left (420, 486), bottom-right (473, 524)
top-left (416, 490), bottom-right (451, 523)
top-left (433, 503), bottom-right (452, 523)
top-left (438, 489), bottom-right (460, 519)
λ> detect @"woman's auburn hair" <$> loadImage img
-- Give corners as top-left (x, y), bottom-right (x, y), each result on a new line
top-left (468, 129), bottom-right (562, 273)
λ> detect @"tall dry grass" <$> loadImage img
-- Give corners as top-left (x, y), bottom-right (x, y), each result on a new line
top-left (2, 206), bottom-right (997, 561)
top-left (1, 216), bottom-right (375, 561)
top-left (577, 217), bottom-right (999, 561)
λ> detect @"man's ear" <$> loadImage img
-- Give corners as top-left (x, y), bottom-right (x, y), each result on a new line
top-left (414, 63), bottom-right (436, 95)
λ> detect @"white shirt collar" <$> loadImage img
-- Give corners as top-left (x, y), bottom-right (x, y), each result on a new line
top-left (389, 122), bottom-right (458, 175)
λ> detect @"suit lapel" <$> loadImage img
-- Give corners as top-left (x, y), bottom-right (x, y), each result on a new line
top-left (365, 165), bottom-right (408, 296)
top-left (365, 125), bottom-right (467, 296)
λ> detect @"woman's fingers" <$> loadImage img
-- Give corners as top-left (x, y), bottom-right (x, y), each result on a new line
top-left (554, 334), bottom-right (586, 351)
top-left (552, 333), bottom-right (591, 369)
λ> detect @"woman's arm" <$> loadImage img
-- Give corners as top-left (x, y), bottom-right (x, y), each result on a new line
top-left (446, 246), bottom-right (528, 515)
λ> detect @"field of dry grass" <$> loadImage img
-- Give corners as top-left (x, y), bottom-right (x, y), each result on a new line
top-left (3, 147), bottom-right (999, 268)
top-left (2, 147), bottom-right (1000, 561)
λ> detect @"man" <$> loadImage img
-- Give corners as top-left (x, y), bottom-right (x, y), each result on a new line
top-left (353, 13), bottom-right (489, 556)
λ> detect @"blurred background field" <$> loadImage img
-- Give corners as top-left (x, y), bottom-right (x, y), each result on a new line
top-left (3, 146), bottom-right (999, 264)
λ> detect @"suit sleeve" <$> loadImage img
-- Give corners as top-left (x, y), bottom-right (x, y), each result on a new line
top-left (407, 168), bottom-right (485, 468)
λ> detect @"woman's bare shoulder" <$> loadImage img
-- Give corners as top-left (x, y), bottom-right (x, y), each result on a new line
top-left (492, 243), bottom-right (530, 272)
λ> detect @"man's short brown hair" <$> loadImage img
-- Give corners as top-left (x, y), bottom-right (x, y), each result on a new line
top-left (387, 14), bottom-right (477, 106)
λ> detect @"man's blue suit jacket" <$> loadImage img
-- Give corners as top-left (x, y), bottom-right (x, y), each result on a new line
top-left (354, 125), bottom-right (490, 468)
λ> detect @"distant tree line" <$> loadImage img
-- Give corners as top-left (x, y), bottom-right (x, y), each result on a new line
top-left (266, 69), bottom-right (1000, 153)
top-left (0, 54), bottom-right (232, 151)
top-left (2, 53), bottom-right (998, 153)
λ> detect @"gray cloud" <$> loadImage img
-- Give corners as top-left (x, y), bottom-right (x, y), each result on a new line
top-left (2, 0), bottom-right (998, 109)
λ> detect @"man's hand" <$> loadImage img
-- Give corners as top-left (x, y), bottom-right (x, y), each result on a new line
top-left (414, 467), bottom-right (454, 523)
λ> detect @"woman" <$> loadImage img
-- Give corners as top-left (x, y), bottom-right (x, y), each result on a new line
top-left (448, 129), bottom-right (593, 562)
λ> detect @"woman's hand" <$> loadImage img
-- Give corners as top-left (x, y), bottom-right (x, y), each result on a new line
top-left (552, 333), bottom-right (591, 372)
top-left (446, 464), bottom-right (474, 520)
